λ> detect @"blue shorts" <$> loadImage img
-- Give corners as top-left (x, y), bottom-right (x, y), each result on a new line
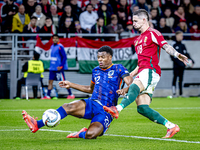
top-left (49, 71), bottom-right (65, 81)
top-left (82, 99), bottom-right (113, 135)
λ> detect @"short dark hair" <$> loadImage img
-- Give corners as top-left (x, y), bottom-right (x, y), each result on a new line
top-left (86, 3), bottom-right (93, 9)
top-left (98, 46), bottom-right (113, 56)
top-left (34, 51), bottom-right (40, 60)
top-left (97, 17), bottom-right (104, 22)
top-left (31, 16), bottom-right (37, 20)
top-left (45, 17), bottom-right (52, 20)
top-left (52, 34), bottom-right (59, 38)
top-left (133, 9), bottom-right (149, 21)
top-left (175, 30), bottom-right (183, 35)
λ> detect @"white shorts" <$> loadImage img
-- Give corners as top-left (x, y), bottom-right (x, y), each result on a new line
top-left (134, 69), bottom-right (160, 97)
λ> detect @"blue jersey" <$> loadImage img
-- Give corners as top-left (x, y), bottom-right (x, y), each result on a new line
top-left (90, 64), bottom-right (129, 107)
top-left (50, 43), bottom-right (68, 71)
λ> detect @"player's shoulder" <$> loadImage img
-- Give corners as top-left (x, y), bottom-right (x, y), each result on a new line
top-left (58, 43), bottom-right (64, 48)
top-left (148, 27), bottom-right (162, 36)
top-left (112, 64), bottom-right (127, 71)
top-left (92, 66), bottom-right (101, 72)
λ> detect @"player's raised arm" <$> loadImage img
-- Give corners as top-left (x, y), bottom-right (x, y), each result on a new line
top-left (58, 81), bottom-right (94, 94)
top-left (162, 44), bottom-right (188, 65)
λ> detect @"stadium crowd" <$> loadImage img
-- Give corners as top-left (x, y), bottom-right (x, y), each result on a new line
top-left (0, 0), bottom-right (200, 41)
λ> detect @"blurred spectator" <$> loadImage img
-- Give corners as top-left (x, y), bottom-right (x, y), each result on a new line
top-left (59, 5), bottom-right (79, 28)
top-left (150, 7), bottom-right (160, 28)
top-left (161, 0), bottom-right (178, 13)
top-left (117, 7), bottom-right (128, 30)
top-left (97, 3), bottom-right (112, 26)
top-left (23, 16), bottom-right (40, 49)
top-left (24, 0), bottom-right (37, 18)
top-left (156, 17), bottom-right (172, 40)
top-left (130, 5), bottom-right (139, 14)
top-left (174, 18), bottom-right (190, 40)
top-left (182, 0), bottom-right (194, 15)
top-left (12, 5), bottom-right (30, 33)
top-left (50, 5), bottom-right (59, 28)
top-left (106, 14), bottom-right (124, 41)
top-left (163, 8), bottom-right (175, 30)
top-left (1, 0), bottom-right (18, 34)
top-left (174, 5), bottom-right (192, 28)
top-left (189, 21), bottom-right (200, 40)
top-left (108, 0), bottom-right (118, 14)
top-left (124, 20), bottom-right (138, 34)
top-left (90, 0), bottom-right (99, 12)
top-left (193, 5), bottom-right (200, 29)
top-left (40, 0), bottom-right (51, 17)
top-left (70, 0), bottom-right (82, 17)
top-left (39, 17), bottom-right (57, 40)
top-left (152, 0), bottom-right (162, 16)
top-left (59, 17), bottom-right (75, 38)
top-left (79, 4), bottom-right (98, 32)
top-left (135, 0), bottom-right (150, 12)
top-left (91, 17), bottom-right (108, 41)
top-left (98, 0), bottom-right (113, 15)
top-left (74, 20), bottom-right (89, 35)
top-left (117, 0), bottom-right (132, 20)
top-left (32, 5), bottom-right (46, 28)
top-left (23, 16), bottom-right (40, 34)
top-left (57, 1), bottom-right (64, 15)
top-left (149, 14), bottom-right (155, 28)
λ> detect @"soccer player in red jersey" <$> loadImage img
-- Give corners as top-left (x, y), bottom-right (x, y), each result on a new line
top-left (103, 9), bottom-right (188, 138)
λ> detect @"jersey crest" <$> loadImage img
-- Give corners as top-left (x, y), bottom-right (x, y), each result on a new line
top-left (108, 70), bottom-right (114, 78)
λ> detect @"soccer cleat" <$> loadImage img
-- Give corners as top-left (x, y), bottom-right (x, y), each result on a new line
top-left (52, 97), bottom-right (58, 100)
top-left (41, 96), bottom-right (51, 99)
top-left (67, 95), bottom-right (75, 99)
top-left (66, 127), bottom-right (88, 138)
top-left (22, 110), bottom-right (39, 133)
top-left (162, 125), bottom-right (180, 138)
top-left (15, 97), bottom-right (21, 100)
top-left (103, 106), bottom-right (119, 119)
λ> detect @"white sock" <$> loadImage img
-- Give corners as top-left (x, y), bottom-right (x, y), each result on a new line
top-left (165, 121), bottom-right (176, 129)
top-left (116, 105), bottom-right (123, 112)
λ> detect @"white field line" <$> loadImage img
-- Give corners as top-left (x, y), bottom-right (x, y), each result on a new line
top-left (0, 107), bottom-right (200, 112)
top-left (0, 129), bottom-right (200, 144)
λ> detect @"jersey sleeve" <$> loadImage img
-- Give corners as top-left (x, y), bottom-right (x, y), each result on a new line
top-left (151, 29), bottom-right (168, 48)
top-left (118, 64), bottom-right (130, 79)
top-left (91, 69), bottom-right (95, 84)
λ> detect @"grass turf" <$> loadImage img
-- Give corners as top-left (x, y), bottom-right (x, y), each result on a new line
top-left (0, 97), bottom-right (200, 150)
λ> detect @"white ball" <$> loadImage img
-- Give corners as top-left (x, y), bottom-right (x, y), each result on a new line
top-left (186, 59), bottom-right (193, 68)
top-left (42, 109), bottom-right (61, 128)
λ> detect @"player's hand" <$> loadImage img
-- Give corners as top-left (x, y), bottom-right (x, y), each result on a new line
top-left (57, 66), bottom-right (62, 71)
top-left (116, 89), bottom-right (126, 96)
top-left (58, 81), bottom-right (71, 89)
top-left (177, 53), bottom-right (188, 66)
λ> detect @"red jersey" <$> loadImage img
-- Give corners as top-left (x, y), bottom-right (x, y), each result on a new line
top-left (134, 27), bottom-right (168, 76)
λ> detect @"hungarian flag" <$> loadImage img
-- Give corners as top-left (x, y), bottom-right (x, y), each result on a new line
top-left (35, 37), bottom-right (77, 70)
top-left (76, 37), bottom-right (138, 73)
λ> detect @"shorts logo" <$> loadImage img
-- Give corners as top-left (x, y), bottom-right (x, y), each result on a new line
top-left (56, 73), bottom-right (61, 81)
top-left (104, 116), bottom-right (110, 128)
top-left (108, 70), bottom-right (114, 78)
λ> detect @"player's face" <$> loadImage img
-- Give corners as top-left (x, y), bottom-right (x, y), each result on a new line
top-left (132, 15), bottom-right (144, 31)
top-left (53, 36), bottom-right (59, 43)
top-left (97, 52), bottom-right (112, 69)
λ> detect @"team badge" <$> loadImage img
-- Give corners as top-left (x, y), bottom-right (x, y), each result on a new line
top-left (108, 70), bottom-right (114, 78)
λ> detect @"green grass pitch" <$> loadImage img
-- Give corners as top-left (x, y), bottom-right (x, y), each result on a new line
top-left (0, 97), bottom-right (200, 150)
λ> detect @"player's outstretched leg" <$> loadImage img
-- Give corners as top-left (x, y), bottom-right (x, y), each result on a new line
top-left (66, 127), bottom-right (88, 138)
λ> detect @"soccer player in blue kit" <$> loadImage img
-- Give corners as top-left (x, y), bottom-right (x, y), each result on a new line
top-left (42, 34), bottom-right (75, 99)
top-left (22, 45), bottom-right (133, 139)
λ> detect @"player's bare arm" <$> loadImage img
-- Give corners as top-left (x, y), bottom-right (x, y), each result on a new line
top-left (58, 81), bottom-right (94, 94)
top-left (162, 44), bottom-right (188, 65)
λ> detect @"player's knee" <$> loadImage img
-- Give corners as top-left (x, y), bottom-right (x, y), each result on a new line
top-left (62, 103), bottom-right (76, 114)
top-left (137, 105), bottom-right (149, 115)
top-left (85, 130), bottom-right (97, 139)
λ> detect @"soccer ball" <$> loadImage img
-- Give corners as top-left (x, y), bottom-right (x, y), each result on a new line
top-left (42, 109), bottom-right (61, 128)
top-left (186, 59), bottom-right (193, 68)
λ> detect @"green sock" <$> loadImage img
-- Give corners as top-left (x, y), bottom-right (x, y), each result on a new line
top-left (120, 84), bottom-right (140, 109)
top-left (137, 105), bottom-right (166, 125)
